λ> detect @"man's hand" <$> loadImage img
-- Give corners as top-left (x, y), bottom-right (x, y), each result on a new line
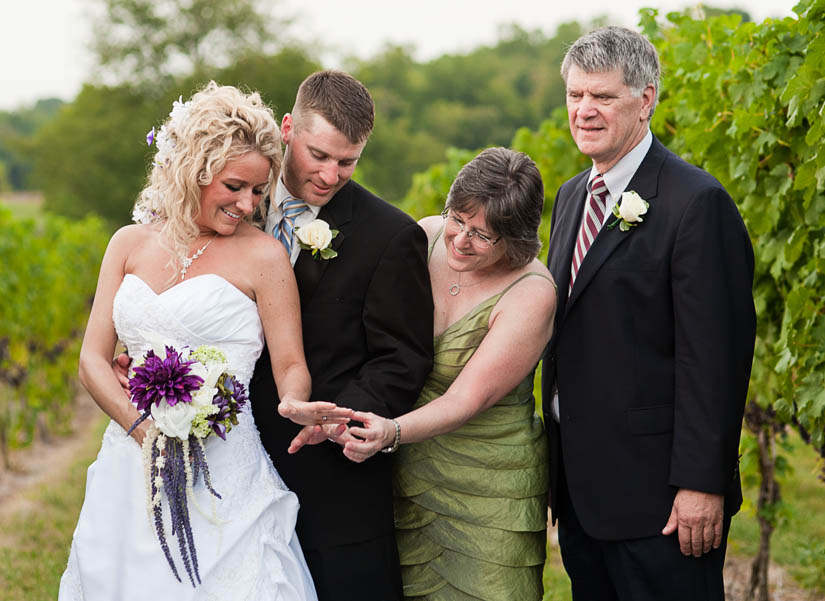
top-left (662, 488), bottom-right (724, 557)
top-left (113, 353), bottom-right (131, 394)
top-left (288, 423), bottom-right (352, 454)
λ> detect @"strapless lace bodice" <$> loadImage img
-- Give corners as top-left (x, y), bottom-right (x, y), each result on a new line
top-left (113, 274), bottom-right (264, 386)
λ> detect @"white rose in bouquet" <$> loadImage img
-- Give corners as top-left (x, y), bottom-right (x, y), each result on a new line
top-left (151, 399), bottom-right (198, 439)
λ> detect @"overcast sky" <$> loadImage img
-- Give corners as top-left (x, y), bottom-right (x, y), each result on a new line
top-left (0, 0), bottom-right (800, 110)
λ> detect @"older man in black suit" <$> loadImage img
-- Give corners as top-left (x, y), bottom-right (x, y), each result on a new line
top-left (250, 70), bottom-right (433, 601)
top-left (541, 27), bottom-right (756, 600)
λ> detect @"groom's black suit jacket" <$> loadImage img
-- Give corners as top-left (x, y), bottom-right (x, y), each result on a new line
top-left (541, 136), bottom-right (756, 541)
top-left (250, 180), bottom-right (433, 549)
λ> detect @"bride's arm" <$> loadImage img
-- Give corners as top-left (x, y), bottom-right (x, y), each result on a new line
top-left (251, 237), bottom-right (351, 426)
top-left (78, 226), bottom-right (149, 445)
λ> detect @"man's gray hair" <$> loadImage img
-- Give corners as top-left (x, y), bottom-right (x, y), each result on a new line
top-left (561, 26), bottom-right (660, 118)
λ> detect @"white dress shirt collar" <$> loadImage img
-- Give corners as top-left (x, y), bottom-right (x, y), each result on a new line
top-left (587, 130), bottom-right (653, 224)
top-left (265, 176), bottom-right (322, 265)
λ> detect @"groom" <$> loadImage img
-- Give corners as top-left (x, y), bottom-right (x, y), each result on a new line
top-left (248, 70), bottom-right (433, 601)
top-left (541, 27), bottom-right (756, 600)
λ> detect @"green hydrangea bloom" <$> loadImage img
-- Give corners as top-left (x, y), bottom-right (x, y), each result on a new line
top-left (190, 345), bottom-right (227, 366)
top-left (191, 404), bottom-right (220, 439)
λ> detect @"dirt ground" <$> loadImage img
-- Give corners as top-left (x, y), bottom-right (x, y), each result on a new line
top-left (723, 555), bottom-right (822, 601)
top-left (0, 389), bottom-right (102, 522)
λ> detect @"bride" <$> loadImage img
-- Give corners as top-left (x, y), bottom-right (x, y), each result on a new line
top-left (59, 82), bottom-right (349, 600)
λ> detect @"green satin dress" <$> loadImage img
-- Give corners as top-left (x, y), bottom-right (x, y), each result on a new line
top-left (393, 258), bottom-right (550, 600)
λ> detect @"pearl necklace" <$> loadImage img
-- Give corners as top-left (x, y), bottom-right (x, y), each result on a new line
top-left (180, 234), bottom-right (218, 280)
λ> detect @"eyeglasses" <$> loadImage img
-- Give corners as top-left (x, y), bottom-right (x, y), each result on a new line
top-left (441, 209), bottom-right (502, 248)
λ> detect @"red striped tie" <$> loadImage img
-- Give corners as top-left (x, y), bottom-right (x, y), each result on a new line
top-left (569, 175), bottom-right (608, 293)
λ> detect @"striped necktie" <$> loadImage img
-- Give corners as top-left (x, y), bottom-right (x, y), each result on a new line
top-left (276, 197), bottom-right (309, 258)
top-left (569, 174), bottom-right (608, 293)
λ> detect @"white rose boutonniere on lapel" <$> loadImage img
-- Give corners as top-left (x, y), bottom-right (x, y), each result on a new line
top-left (295, 219), bottom-right (339, 260)
top-left (607, 190), bottom-right (649, 232)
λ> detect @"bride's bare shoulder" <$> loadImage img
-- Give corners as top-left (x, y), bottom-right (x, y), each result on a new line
top-left (228, 221), bottom-right (289, 268)
top-left (107, 223), bottom-right (159, 253)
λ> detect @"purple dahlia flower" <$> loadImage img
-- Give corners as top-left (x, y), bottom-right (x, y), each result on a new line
top-left (129, 346), bottom-right (204, 412)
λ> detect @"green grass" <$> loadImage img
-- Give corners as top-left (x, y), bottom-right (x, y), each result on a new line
top-left (0, 418), bottom-right (106, 601)
top-left (729, 429), bottom-right (825, 594)
top-left (543, 542), bottom-right (573, 601)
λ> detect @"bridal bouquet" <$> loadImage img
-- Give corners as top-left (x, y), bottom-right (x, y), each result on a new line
top-left (126, 338), bottom-right (247, 587)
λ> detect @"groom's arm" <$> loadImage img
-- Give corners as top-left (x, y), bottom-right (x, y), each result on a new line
top-left (334, 221), bottom-right (434, 418)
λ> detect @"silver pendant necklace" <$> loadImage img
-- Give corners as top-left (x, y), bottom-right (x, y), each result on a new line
top-left (448, 271), bottom-right (481, 296)
top-left (180, 234), bottom-right (218, 280)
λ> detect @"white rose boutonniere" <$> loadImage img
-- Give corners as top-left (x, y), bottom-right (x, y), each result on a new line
top-left (607, 190), bottom-right (649, 232)
top-left (295, 219), bottom-right (339, 260)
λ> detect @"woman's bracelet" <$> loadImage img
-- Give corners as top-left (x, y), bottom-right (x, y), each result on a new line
top-left (380, 419), bottom-right (401, 454)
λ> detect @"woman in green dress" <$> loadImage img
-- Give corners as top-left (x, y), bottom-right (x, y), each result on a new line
top-left (342, 147), bottom-right (557, 600)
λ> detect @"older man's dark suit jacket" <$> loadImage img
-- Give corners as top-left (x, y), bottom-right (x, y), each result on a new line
top-left (541, 136), bottom-right (756, 541)
top-left (250, 180), bottom-right (433, 552)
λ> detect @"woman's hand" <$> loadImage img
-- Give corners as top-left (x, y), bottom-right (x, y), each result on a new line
top-left (129, 418), bottom-right (151, 447)
top-left (277, 397), bottom-right (354, 427)
top-left (342, 411), bottom-right (397, 463)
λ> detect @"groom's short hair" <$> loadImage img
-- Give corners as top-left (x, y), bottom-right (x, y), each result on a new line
top-left (561, 26), bottom-right (660, 118)
top-left (292, 70), bottom-right (375, 144)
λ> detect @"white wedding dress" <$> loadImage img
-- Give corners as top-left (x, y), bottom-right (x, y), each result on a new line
top-left (59, 274), bottom-right (317, 601)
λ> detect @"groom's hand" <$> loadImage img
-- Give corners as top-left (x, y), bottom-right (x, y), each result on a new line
top-left (112, 353), bottom-right (131, 395)
top-left (662, 488), bottom-right (724, 557)
top-left (287, 423), bottom-right (349, 454)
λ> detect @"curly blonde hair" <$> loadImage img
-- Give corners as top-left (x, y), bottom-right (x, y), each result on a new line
top-left (134, 81), bottom-right (282, 270)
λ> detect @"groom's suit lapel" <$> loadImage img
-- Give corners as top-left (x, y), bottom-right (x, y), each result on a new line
top-left (293, 185), bottom-right (352, 307)
top-left (550, 174), bottom-right (589, 321)
top-left (564, 137), bottom-right (666, 315)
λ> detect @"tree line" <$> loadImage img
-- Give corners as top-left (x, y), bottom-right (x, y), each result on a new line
top-left (0, 1), bottom-right (602, 222)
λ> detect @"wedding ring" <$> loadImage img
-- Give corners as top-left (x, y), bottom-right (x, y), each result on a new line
top-left (322, 416), bottom-right (328, 423)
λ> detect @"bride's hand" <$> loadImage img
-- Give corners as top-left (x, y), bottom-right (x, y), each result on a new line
top-left (342, 411), bottom-right (397, 463)
top-left (277, 397), bottom-right (354, 427)
top-left (129, 419), bottom-right (151, 447)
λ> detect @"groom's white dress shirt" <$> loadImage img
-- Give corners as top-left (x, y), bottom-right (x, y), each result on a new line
top-left (265, 177), bottom-right (322, 267)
